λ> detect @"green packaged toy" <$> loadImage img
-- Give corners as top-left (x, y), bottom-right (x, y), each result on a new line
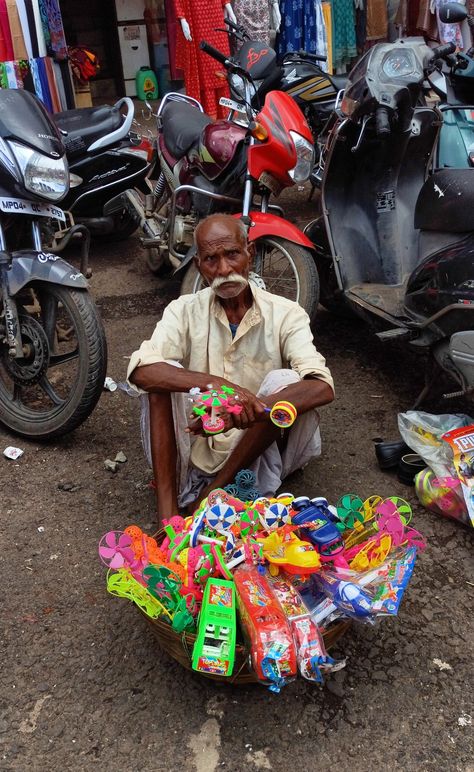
top-left (192, 578), bottom-right (236, 676)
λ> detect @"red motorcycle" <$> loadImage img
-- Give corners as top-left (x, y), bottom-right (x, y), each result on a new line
top-left (108, 41), bottom-right (320, 319)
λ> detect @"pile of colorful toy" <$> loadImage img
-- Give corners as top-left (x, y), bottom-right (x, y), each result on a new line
top-left (98, 483), bottom-right (425, 691)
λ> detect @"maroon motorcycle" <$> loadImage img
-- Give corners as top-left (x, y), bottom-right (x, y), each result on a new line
top-left (106, 41), bottom-right (320, 319)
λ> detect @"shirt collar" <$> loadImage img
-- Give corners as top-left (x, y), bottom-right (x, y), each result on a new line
top-left (210, 282), bottom-right (262, 330)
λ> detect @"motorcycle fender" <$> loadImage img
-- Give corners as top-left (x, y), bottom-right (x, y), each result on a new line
top-left (234, 212), bottom-right (314, 249)
top-left (7, 251), bottom-right (88, 296)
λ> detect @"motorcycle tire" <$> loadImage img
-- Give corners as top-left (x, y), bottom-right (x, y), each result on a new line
top-left (180, 236), bottom-right (320, 322)
top-left (0, 284), bottom-right (107, 440)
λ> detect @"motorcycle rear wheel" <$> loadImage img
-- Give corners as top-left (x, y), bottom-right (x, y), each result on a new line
top-left (0, 284), bottom-right (107, 439)
top-left (180, 236), bottom-right (319, 321)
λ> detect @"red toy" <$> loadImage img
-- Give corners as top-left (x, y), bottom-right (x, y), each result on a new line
top-left (234, 563), bottom-right (297, 689)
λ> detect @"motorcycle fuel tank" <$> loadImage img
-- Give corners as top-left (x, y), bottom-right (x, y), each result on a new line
top-left (282, 64), bottom-right (338, 103)
top-left (188, 121), bottom-right (247, 181)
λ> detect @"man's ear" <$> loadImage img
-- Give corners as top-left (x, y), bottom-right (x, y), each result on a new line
top-left (247, 241), bottom-right (256, 265)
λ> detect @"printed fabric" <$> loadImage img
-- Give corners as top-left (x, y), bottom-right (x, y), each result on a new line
top-left (276, 0), bottom-right (328, 64)
top-left (331, 0), bottom-right (357, 70)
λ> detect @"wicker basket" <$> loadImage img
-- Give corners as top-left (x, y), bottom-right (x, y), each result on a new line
top-left (142, 611), bottom-right (350, 684)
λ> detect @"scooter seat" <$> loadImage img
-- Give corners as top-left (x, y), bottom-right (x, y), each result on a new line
top-left (54, 105), bottom-right (124, 157)
top-left (162, 102), bottom-right (212, 159)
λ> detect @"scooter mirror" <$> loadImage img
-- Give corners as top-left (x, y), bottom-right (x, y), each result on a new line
top-left (438, 2), bottom-right (468, 23)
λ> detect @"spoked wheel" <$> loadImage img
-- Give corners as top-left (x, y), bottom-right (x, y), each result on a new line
top-left (180, 236), bottom-right (319, 321)
top-left (0, 283), bottom-right (107, 439)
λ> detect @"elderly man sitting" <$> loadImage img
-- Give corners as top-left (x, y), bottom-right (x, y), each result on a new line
top-left (127, 213), bottom-right (334, 524)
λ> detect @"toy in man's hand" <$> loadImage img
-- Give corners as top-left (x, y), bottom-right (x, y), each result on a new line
top-left (189, 385), bottom-right (297, 435)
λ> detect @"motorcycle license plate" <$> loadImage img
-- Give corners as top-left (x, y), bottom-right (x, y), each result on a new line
top-left (0, 197), bottom-right (65, 221)
top-left (219, 97), bottom-right (247, 114)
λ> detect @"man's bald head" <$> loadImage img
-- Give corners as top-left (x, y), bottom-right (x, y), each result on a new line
top-left (194, 214), bottom-right (248, 255)
top-left (193, 214), bottom-right (254, 299)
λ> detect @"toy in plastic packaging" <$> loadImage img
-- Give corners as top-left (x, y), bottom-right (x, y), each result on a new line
top-left (192, 578), bottom-right (237, 676)
top-left (442, 424), bottom-right (474, 527)
top-left (266, 572), bottom-right (344, 682)
top-left (234, 564), bottom-right (297, 691)
top-left (397, 410), bottom-right (472, 478)
top-left (415, 467), bottom-right (468, 526)
top-left (310, 546), bottom-right (418, 624)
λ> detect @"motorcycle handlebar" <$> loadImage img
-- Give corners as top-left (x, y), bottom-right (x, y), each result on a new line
top-left (431, 42), bottom-right (456, 60)
top-left (200, 40), bottom-right (231, 67)
top-left (375, 106), bottom-right (391, 137)
top-left (296, 49), bottom-right (326, 62)
top-left (224, 17), bottom-right (241, 32)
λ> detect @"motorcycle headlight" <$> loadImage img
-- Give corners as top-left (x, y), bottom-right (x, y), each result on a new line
top-left (8, 141), bottom-right (69, 201)
top-left (288, 131), bottom-right (315, 182)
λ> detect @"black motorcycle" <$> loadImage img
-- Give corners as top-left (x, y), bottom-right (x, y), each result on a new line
top-left (222, 18), bottom-right (345, 145)
top-left (51, 97), bottom-right (155, 243)
top-left (305, 38), bottom-right (474, 402)
top-left (0, 89), bottom-right (107, 439)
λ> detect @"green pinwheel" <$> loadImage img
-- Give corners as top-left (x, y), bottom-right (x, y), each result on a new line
top-left (335, 493), bottom-right (365, 532)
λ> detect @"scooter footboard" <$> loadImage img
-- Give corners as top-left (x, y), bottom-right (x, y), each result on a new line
top-left (7, 251), bottom-right (88, 295)
top-left (233, 211), bottom-right (314, 249)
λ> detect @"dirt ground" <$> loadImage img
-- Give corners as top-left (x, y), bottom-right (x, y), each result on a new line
top-left (1, 190), bottom-right (473, 772)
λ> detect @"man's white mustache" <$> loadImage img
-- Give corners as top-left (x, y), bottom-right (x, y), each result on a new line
top-left (211, 273), bottom-right (248, 291)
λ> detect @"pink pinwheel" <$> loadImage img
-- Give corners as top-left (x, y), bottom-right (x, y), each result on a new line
top-left (376, 511), bottom-right (406, 547)
top-left (98, 531), bottom-right (135, 569)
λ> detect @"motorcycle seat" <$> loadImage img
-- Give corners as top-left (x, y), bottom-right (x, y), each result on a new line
top-left (54, 105), bottom-right (124, 157)
top-left (162, 102), bottom-right (212, 159)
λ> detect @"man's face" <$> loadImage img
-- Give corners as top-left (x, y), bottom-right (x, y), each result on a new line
top-left (196, 220), bottom-right (254, 299)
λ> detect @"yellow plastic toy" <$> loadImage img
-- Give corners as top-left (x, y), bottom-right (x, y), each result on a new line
top-left (262, 530), bottom-right (321, 576)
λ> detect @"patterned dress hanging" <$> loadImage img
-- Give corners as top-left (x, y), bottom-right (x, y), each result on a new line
top-left (233, 0), bottom-right (271, 46)
top-left (173, 0), bottom-right (231, 117)
top-left (276, 0), bottom-right (328, 63)
top-left (331, 0), bottom-right (357, 70)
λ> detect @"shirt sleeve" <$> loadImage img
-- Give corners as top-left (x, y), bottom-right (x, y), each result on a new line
top-left (280, 303), bottom-right (335, 395)
top-left (126, 297), bottom-right (190, 389)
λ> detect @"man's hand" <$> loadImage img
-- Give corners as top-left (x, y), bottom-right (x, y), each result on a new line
top-left (186, 384), bottom-right (268, 435)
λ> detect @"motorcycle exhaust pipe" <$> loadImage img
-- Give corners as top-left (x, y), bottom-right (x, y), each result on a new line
top-left (104, 190), bottom-right (163, 240)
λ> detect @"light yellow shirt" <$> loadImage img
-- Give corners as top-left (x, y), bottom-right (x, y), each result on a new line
top-left (127, 285), bottom-right (334, 473)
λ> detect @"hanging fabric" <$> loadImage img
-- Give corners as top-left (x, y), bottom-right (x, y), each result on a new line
top-left (38, 0), bottom-right (67, 60)
top-left (322, 1), bottom-right (333, 73)
top-left (5, 0), bottom-right (28, 60)
top-left (24, 0), bottom-right (39, 57)
top-left (366, 0), bottom-right (388, 41)
top-left (44, 55), bottom-right (60, 111)
top-left (16, 0), bottom-right (33, 58)
top-left (31, 0), bottom-right (47, 57)
top-left (276, 0), bottom-right (328, 64)
top-left (331, 0), bottom-right (357, 71)
top-left (0, 0), bottom-right (14, 60)
top-left (4, 60), bottom-right (19, 88)
top-left (233, 0), bottom-right (271, 46)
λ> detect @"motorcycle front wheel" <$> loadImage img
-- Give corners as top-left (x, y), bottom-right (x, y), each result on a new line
top-left (180, 236), bottom-right (319, 321)
top-left (0, 284), bottom-right (107, 439)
